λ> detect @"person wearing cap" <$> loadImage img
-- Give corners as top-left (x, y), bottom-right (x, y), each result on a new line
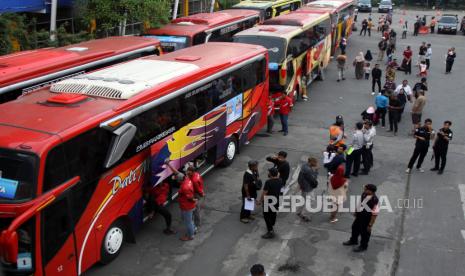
top-left (266, 151), bottom-right (290, 187)
top-left (343, 184), bottom-right (379, 252)
top-left (377, 37), bottom-right (387, 62)
top-left (257, 167), bottom-right (283, 239)
top-left (361, 121), bottom-right (376, 175)
top-left (241, 160), bottom-right (261, 223)
top-left (371, 64), bottom-right (382, 95)
top-left (329, 116), bottom-right (346, 147)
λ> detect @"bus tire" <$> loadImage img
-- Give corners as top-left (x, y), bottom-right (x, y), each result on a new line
top-left (221, 136), bottom-right (237, 166)
top-left (100, 220), bottom-right (125, 264)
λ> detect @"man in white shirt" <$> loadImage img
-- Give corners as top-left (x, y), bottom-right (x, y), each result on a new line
top-left (425, 43), bottom-right (432, 69)
top-left (394, 80), bottom-right (413, 122)
top-left (361, 121), bottom-right (376, 175)
top-left (394, 80), bottom-right (413, 97)
top-left (345, 122), bottom-right (365, 178)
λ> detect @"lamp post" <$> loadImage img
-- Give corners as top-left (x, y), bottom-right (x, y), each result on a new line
top-left (50, 0), bottom-right (58, 41)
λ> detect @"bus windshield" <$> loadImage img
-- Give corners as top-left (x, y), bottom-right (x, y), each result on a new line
top-left (146, 35), bottom-right (190, 52)
top-left (233, 36), bottom-right (286, 63)
top-left (0, 149), bottom-right (37, 201)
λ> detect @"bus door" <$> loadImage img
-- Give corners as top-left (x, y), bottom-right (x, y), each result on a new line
top-left (41, 190), bottom-right (78, 275)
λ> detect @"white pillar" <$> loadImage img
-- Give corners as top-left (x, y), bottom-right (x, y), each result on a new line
top-left (50, 0), bottom-right (58, 41)
top-left (173, 0), bottom-right (180, 19)
top-left (210, 0), bottom-right (215, 13)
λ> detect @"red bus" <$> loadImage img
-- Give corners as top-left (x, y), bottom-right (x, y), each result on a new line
top-left (296, 0), bottom-right (356, 55)
top-left (0, 36), bottom-right (162, 104)
top-left (144, 9), bottom-right (260, 53)
top-left (0, 42), bottom-right (268, 276)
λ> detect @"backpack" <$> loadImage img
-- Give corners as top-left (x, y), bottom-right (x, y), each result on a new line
top-left (397, 89), bottom-right (407, 105)
top-left (378, 41), bottom-right (386, 51)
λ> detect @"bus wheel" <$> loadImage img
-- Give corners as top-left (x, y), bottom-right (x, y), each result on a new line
top-left (222, 136), bottom-right (237, 166)
top-left (100, 220), bottom-right (125, 264)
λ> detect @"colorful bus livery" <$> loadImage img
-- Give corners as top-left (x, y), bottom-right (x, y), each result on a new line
top-left (0, 36), bottom-right (162, 104)
top-left (234, 12), bottom-right (331, 100)
top-left (0, 43), bottom-right (269, 276)
top-left (144, 9), bottom-right (260, 52)
top-left (232, 0), bottom-right (302, 21)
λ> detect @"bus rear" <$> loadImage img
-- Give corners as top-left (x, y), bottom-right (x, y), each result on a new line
top-left (0, 36), bottom-right (161, 104)
top-left (232, 0), bottom-right (302, 21)
top-left (0, 42), bottom-right (269, 276)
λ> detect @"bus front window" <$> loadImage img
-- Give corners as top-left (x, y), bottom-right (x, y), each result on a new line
top-left (1, 218), bottom-right (35, 274)
top-left (0, 149), bottom-right (37, 202)
top-left (144, 35), bottom-right (190, 53)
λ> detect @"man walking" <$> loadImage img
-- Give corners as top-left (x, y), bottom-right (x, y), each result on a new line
top-left (345, 122), bottom-right (365, 178)
top-left (258, 168), bottom-right (283, 239)
top-left (297, 157), bottom-right (319, 222)
top-left (406, 118), bottom-right (434, 174)
top-left (431, 121), bottom-right (453, 175)
top-left (336, 53), bottom-right (347, 82)
top-left (343, 184), bottom-right (379, 252)
top-left (360, 19), bottom-right (368, 36)
top-left (361, 121), bottom-right (376, 175)
top-left (371, 64), bottom-right (382, 95)
top-left (387, 94), bottom-right (402, 135)
top-left (266, 151), bottom-right (290, 186)
top-left (445, 47), bottom-right (456, 74)
top-left (411, 90), bottom-right (426, 133)
top-left (377, 38), bottom-right (387, 61)
top-left (425, 43), bottom-right (432, 69)
top-left (375, 90), bottom-right (388, 127)
top-left (275, 91), bottom-right (293, 136)
top-left (240, 160), bottom-right (261, 223)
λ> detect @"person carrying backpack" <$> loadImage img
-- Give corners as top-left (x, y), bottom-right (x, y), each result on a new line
top-left (394, 80), bottom-right (413, 123)
top-left (377, 38), bottom-right (387, 61)
top-left (297, 157), bottom-right (319, 222)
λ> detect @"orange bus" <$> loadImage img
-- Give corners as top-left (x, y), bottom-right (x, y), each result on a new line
top-left (0, 36), bottom-right (162, 104)
top-left (0, 42), bottom-right (268, 276)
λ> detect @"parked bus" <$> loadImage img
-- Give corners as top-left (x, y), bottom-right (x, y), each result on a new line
top-left (0, 36), bottom-right (162, 104)
top-left (232, 0), bottom-right (302, 21)
top-left (234, 12), bottom-right (331, 100)
top-left (144, 9), bottom-right (260, 53)
top-left (296, 0), bottom-right (356, 55)
top-left (0, 42), bottom-right (268, 276)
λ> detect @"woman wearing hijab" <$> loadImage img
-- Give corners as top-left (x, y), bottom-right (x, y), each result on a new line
top-left (354, 52), bottom-right (365, 79)
top-left (328, 165), bottom-right (349, 223)
top-left (365, 50), bottom-right (373, 61)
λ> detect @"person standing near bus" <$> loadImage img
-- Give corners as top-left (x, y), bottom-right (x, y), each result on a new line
top-left (267, 96), bottom-right (274, 134)
top-left (241, 160), bottom-right (261, 223)
top-left (275, 91), bottom-right (293, 136)
top-left (165, 161), bottom-right (197, 241)
top-left (189, 166), bottom-right (204, 230)
top-left (145, 182), bottom-right (176, 235)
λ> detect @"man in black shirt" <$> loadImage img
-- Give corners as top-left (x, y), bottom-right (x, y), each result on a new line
top-left (406, 118), bottom-right (434, 173)
top-left (343, 184), bottom-right (379, 252)
top-left (371, 64), bottom-right (382, 95)
top-left (241, 160), bottom-right (261, 223)
top-left (418, 42), bottom-right (427, 62)
top-left (258, 168), bottom-right (283, 239)
top-left (326, 146), bottom-right (346, 174)
top-left (266, 151), bottom-right (290, 186)
top-left (413, 77), bottom-right (428, 98)
top-left (431, 121), bottom-right (453, 174)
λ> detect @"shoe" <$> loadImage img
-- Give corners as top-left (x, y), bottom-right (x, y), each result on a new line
top-left (330, 218), bottom-right (338, 223)
top-left (337, 79), bottom-right (340, 82)
top-left (283, 132), bottom-right (288, 136)
top-left (278, 130), bottom-right (284, 132)
top-left (417, 168), bottom-right (425, 173)
top-left (180, 236), bottom-right (194, 241)
top-left (438, 170), bottom-right (444, 175)
top-left (360, 171), bottom-right (369, 175)
top-left (430, 168), bottom-right (438, 171)
top-left (302, 98), bottom-right (308, 101)
top-left (382, 126), bottom-right (385, 128)
top-left (244, 141), bottom-right (250, 145)
top-left (261, 232), bottom-right (274, 239)
top-left (405, 168), bottom-right (411, 174)
top-left (353, 246), bottom-right (367, 252)
top-left (343, 240), bottom-right (358, 246)
top-left (163, 228), bottom-right (176, 235)
top-left (240, 218), bottom-right (250, 224)
top-left (351, 173), bottom-right (358, 177)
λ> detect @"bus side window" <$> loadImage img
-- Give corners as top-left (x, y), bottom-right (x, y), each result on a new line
top-left (241, 64), bottom-right (258, 92)
top-left (181, 87), bottom-right (211, 125)
top-left (193, 32), bottom-right (207, 45)
top-left (209, 74), bottom-right (235, 107)
top-left (255, 59), bottom-right (266, 84)
top-left (43, 145), bottom-right (69, 193)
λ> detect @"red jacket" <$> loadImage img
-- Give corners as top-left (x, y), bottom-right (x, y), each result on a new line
top-left (276, 96), bottom-right (293, 115)
top-left (151, 182), bottom-right (170, 206)
top-left (190, 172), bottom-right (204, 197)
top-left (178, 177), bottom-right (196, 211)
top-left (267, 98), bottom-right (274, 116)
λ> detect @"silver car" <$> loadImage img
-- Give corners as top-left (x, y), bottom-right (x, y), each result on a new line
top-left (378, 0), bottom-right (393, 13)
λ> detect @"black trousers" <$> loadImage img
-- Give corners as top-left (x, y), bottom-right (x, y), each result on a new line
top-left (263, 210), bottom-right (277, 232)
top-left (430, 26), bottom-right (434, 33)
top-left (360, 27), bottom-right (367, 36)
top-left (376, 107), bottom-right (387, 127)
top-left (152, 203), bottom-right (172, 229)
top-left (362, 145), bottom-right (374, 172)
top-left (350, 216), bottom-right (371, 249)
top-left (434, 146), bottom-right (448, 171)
top-left (426, 59), bottom-right (430, 69)
top-left (240, 197), bottom-right (256, 219)
top-left (345, 148), bottom-right (362, 177)
top-left (446, 60), bottom-right (454, 73)
top-left (372, 78), bottom-right (381, 93)
top-left (267, 115), bottom-right (274, 133)
top-left (408, 145), bottom-right (429, 169)
top-left (388, 111), bottom-right (399, 133)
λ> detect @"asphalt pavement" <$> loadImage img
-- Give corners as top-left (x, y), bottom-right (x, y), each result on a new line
top-left (86, 8), bottom-right (465, 276)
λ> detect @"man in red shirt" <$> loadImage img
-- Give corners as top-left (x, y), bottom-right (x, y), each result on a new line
top-left (275, 91), bottom-right (293, 136)
top-left (165, 161), bottom-right (197, 241)
top-left (146, 182), bottom-right (176, 235)
top-left (187, 166), bottom-right (204, 229)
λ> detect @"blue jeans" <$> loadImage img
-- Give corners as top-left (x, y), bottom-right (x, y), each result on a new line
top-left (279, 114), bottom-right (288, 134)
top-left (181, 209), bottom-right (195, 238)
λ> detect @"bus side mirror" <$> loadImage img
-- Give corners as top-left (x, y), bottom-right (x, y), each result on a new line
top-left (0, 230), bottom-right (18, 264)
top-left (104, 123), bottom-right (137, 168)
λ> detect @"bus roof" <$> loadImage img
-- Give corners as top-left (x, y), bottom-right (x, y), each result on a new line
top-left (145, 9), bottom-right (260, 37)
top-left (263, 12), bottom-right (330, 27)
top-left (0, 43), bottom-right (266, 153)
top-left (0, 36), bottom-right (160, 93)
top-left (233, 0), bottom-right (297, 9)
top-left (234, 24), bottom-right (303, 39)
top-left (303, 0), bottom-right (355, 13)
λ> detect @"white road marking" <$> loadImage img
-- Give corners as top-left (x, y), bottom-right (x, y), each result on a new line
top-left (284, 165), bottom-right (301, 196)
top-left (268, 230), bottom-right (293, 273)
top-left (458, 184), bottom-right (465, 244)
